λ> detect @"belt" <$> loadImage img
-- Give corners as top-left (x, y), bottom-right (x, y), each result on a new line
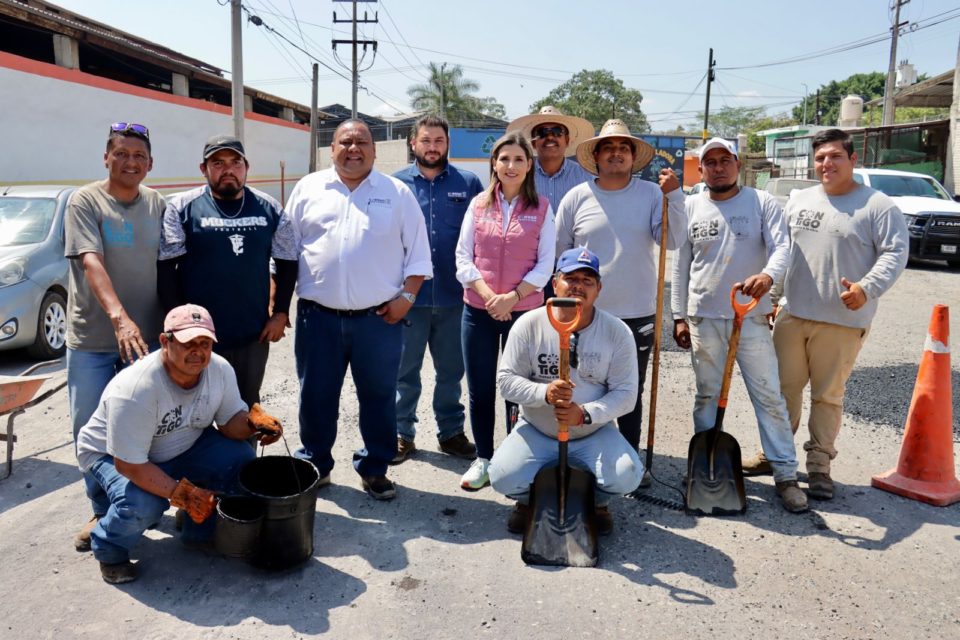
top-left (301, 299), bottom-right (384, 317)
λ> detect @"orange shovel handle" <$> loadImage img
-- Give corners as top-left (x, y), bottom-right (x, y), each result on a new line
top-left (730, 285), bottom-right (760, 318)
top-left (546, 297), bottom-right (582, 350)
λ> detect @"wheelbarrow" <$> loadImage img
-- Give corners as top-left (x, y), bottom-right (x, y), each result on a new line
top-left (0, 359), bottom-right (67, 479)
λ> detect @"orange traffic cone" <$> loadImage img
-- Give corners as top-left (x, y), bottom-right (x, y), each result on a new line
top-left (872, 304), bottom-right (960, 506)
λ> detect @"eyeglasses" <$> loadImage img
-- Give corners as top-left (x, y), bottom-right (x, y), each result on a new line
top-left (109, 122), bottom-right (150, 139)
top-left (533, 126), bottom-right (567, 139)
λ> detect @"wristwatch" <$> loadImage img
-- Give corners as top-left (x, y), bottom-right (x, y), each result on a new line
top-left (581, 407), bottom-right (592, 425)
top-left (399, 292), bottom-right (416, 304)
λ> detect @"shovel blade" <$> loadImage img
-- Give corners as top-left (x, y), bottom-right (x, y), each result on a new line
top-left (685, 428), bottom-right (747, 516)
top-left (521, 464), bottom-right (598, 567)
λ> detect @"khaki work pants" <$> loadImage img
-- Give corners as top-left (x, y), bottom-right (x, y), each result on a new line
top-left (772, 311), bottom-right (869, 474)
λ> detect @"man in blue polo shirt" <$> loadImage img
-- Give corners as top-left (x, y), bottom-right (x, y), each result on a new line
top-left (158, 135), bottom-right (298, 409)
top-left (391, 115), bottom-right (483, 463)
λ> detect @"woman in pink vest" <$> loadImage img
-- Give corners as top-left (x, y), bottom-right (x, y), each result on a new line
top-left (454, 132), bottom-right (557, 490)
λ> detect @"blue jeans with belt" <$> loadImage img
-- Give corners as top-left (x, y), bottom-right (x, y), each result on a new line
top-left (294, 299), bottom-right (403, 478)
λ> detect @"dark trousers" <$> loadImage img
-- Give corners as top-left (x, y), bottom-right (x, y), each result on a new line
top-left (617, 315), bottom-right (655, 451)
top-left (461, 304), bottom-right (526, 460)
top-left (217, 340), bottom-right (270, 408)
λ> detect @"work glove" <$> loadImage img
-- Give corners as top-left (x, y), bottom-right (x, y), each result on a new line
top-left (169, 478), bottom-right (216, 524)
top-left (248, 403), bottom-right (283, 446)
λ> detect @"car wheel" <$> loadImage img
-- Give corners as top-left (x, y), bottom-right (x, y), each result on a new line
top-left (27, 291), bottom-right (67, 359)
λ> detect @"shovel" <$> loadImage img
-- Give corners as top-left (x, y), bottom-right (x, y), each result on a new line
top-left (521, 297), bottom-right (598, 567)
top-left (685, 285), bottom-right (758, 516)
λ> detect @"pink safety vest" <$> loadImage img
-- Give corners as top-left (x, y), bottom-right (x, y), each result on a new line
top-left (464, 186), bottom-right (548, 311)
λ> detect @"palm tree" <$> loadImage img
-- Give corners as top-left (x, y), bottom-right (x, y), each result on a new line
top-left (407, 63), bottom-right (487, 125)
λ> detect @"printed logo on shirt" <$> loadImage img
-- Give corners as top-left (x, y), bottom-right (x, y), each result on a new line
top-left (200, 216), bottom-right (268, 228)
top-left (791, 209), bottom-right (824, 231)
top-left (155, 406), bottom-right (185, 436)
top-left (537, 353), bottom-right (560, 377)
top-left (368, 197), bottom-right (392, 207)
top-left (103, 220), bottom-right (135, 247)
top-left (229, 234), bottom-right (244, 255)
top-left (516, 214), bottom-right (540, 224)
top-left (728, 215), bottom-right (751, 239)
top-left (691, 219), bottom-right (720, 241)
top-left (447, 191), bottom-right (467, 201)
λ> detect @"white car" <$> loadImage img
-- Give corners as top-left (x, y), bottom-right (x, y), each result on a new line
top-left (686, 183), bottom-right (707, 196)
top-left (852, 168), bottom-right (960, 268)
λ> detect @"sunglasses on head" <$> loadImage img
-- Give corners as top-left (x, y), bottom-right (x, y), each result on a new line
top-left (533, 126), bottom-right (567, 139)
top-left (109, 122), bottom-right (150, 139)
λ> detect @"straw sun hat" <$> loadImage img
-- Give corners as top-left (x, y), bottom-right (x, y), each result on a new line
top-left (574, 118), bottom-right (655, 175)
top-left (507, 106), bottom-right (596, 157)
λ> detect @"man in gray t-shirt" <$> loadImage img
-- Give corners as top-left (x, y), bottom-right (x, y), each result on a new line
top-left (773, 129), bottom-right (907, 501)
top-left (76, 304), bottom-right (282, 584)
top-left (65, 123), bottom-right (166, 552)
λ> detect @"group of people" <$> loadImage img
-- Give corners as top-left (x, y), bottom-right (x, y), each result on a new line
top-left (64, 104), bottom-right (907, 584)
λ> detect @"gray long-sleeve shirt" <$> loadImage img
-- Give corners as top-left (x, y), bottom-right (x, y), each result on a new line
top-left (555, 179), bottom-right (687, 318)
top-left (672, 187), bottom-right (790, 320)
top-left (497, 307), bottom-right (638, 440)
top-left (781, 184), bottom-right (908, 329)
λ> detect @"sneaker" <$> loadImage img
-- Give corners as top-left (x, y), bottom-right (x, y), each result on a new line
top-left (595, 506), bottom-right (613, 536)
top-left (438, 433), bottom-right (477, 460)
top-left (742, 451), bottom-right (773, 476)
top-left (361, 475), bottom-right (396, 500)
top-left (807, 472), bottom-right (834, 500)
top-left (100, 560), bottom-right (138, 584)
top-left (390, 437), bottom-right (416, 465)
top-left (73, 515), bottom-right (100, 552)
top-left (460, 458), bottom-right (490, 491)
top-left (776, 480), bottom-right (809, 513)
top-left (506, 501), bottom-right (530, 534)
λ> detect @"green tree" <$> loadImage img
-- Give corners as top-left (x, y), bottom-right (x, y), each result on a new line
top-left (692, 105), bottom-right (767, 138)
top-left (744, 113), bottom-right (797, 152)
top-left (860, 105), bottom-right (950, 126)
top-left (793, 72), bottom-right (886, 126)
top-left (530, 69), bottom-right (649, 133)
top-left (407, 63), bottom-right (505, 126)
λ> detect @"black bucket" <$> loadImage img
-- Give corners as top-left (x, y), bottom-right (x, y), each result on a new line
top-left (214, 495), bottom-right (265, 559)
top-left (239, 456), bottom-right (320, 570)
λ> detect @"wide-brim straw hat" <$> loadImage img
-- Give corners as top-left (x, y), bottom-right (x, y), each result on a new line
top-left (507, 106), bottom-right (596, 157)
top-left (575, 119), bottom-right (655, 175)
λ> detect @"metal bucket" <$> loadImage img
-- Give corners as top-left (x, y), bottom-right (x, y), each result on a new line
top-left (239, 456), bottom-right (319, 570)
top-left (214, 495), bottom-right (265, 560)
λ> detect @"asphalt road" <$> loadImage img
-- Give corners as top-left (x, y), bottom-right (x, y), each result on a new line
top-left (1, 261), bottom-right (958, 639)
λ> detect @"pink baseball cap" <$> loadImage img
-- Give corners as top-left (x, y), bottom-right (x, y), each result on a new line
top-left (164, 304), bottom-right (217, 343)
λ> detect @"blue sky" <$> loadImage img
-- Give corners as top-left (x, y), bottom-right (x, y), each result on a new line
top-left (52, 0), bottom-right (960, 130)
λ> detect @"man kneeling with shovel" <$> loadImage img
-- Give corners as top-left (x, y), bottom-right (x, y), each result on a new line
top-left (75, 304), bottom-right (283, 584)
top-left (490, 247), bottom-right (644, 537)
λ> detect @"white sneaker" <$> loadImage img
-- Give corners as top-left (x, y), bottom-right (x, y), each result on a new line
top-left (460, 457), bottom-right (490, 491)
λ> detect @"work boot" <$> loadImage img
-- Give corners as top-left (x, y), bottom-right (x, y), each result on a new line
top-left (506, 502), bottom-right (530, 534)
top-left (390, 437), bottom-right (416, 465)
top-left (775, 480), bottom-right (809, 513)
top-left (361, 475), bottom-right (396, 501)
top-left (595, 506), bottom-right (613, 536)
top-left (460, 458), bottom-right (490, 491)
top-left (438, 433), bottom-right (477, 460)
top-left (807, 472), bottom-right (834, 500)
top-left (742, 451), bottom-right (773, 476)
top-left (73, 515), bottom-right (100, 552)
top-left (100, 560), bottom-right (138, 585)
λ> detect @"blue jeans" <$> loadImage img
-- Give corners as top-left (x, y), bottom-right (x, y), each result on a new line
top-left (83, 427), bottom-right (255, 564)
top-left (688, 315), bottom-right (799, 482)
top-left (461, 304), bottom-right (525, 460)
top-left (66, 348), bottom-right (125, 441)
top-left (294, 300), bottom-right (403, 478)
top-left (488, 420), bottom-right (644, 505)
top-left (396, 305), bottom-right (465, 443)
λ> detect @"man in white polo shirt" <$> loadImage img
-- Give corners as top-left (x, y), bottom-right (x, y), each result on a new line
top-left (284, 119), bottom-right (433, 501)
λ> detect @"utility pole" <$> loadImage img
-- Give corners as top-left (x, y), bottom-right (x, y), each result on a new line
top-left (801, 83), bottom-right (808, 125)
top-left (230, 0), bottom-right (244, 141)
top-left (702, 48), bottom-right (716, 141)
top-left (883, 0), bottom-right (910, 126)
top-left (333, 0), bottom-right (378, 119)
top-left (815, 90), bottom-right (821, 125)
top-left (310, 63), bottom-right (319, 172)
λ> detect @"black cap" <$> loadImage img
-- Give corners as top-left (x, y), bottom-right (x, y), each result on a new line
top-left (203, 134), bottom-right (246, 160)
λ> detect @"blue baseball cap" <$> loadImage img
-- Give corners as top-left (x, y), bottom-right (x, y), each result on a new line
top-left (556, 247), bottom-right (601, 277)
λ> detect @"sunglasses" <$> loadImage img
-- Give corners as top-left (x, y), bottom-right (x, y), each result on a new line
top-left (109, 122), bottom-right (150, 139)
top-left (533, 126), bottom-right (567, 139)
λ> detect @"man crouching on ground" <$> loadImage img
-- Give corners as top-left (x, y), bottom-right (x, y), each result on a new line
top-left (489, 247), bottom-right (643, 536)
top-left (74, 304), bottom-right (282, 584)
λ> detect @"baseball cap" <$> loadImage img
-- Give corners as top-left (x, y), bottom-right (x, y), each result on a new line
top-left (164, 304), bottom-right (217, 343)
top-left (698, 137), bottom-right (738, 161)
top-left (557, 247), bottom-right (601, 278)
top-left (203, 134), bottom-right (246, 160)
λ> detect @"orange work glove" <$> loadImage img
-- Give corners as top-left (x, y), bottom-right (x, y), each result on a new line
top-left (248, 403), bottom-right (283, 446)
top-left (169, 478), bottom-right (216, 524)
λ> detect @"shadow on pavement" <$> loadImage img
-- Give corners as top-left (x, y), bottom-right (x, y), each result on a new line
top-left (0, 450), bottom-right (79, 515)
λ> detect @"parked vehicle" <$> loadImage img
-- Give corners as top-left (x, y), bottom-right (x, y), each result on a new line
top-left (762, 178), bottom-right (819, 207)
top-left (686, 182), bottom-right (707, 196)
top-left (0, 185), bottom-right (74, 358)
top-left (852, 168), bottom-right (960, 268)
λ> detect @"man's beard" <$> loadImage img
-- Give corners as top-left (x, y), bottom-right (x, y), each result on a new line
top-left (415, 151), bottom-right (447, 170)
top-left (212, 180), bottom-right (243, 199)
top-left (707, 181), bottom-right (738, 194)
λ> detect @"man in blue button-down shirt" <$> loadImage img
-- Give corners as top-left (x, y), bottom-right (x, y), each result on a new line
top-left (392, 116), bottom-right (483, 464)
